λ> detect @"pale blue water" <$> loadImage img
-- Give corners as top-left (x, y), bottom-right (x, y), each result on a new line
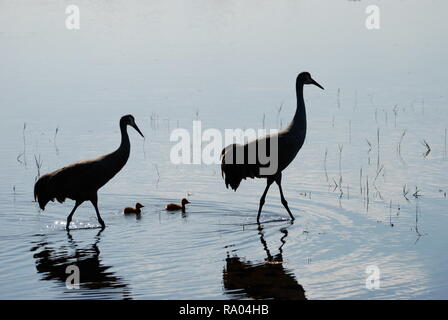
top-left (0, 0), bottom-right (447, 299)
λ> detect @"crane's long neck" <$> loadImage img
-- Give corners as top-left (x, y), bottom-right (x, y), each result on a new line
top-left (110, 121), bottom-right (131, 170)
top-left (118, 122), bottom-right (131, 155)
top-left (286, 81), bottom-right (307, 139)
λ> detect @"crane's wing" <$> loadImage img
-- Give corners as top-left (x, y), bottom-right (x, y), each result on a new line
top-left (47, 158), bottom-right (109, 200)
top-left (220, 133), bottom-right (281, 190)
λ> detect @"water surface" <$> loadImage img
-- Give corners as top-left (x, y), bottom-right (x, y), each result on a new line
top-left (0, 0), bottom-right (447, 299)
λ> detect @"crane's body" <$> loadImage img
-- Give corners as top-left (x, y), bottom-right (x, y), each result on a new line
top-left (34, 115), bottom-right (144, 230)
top-left (221, 72), bottom-right (324, 221)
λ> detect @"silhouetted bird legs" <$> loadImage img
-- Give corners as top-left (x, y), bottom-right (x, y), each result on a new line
top-left (91, 194), bottom-right (105, 229)
top-left (257, 177), bottom-right (275, 222)
top-left (66, 200), bottom-right (83, 230)
top-left (275, 174), bottom-right (295, 221)
top-left (257, 174), bottom-right (295, 222)
top-left (66, 196), bottom-right (105, 230)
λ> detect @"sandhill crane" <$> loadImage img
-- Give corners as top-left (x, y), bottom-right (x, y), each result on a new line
top-left (221, 72), bottom-right (324, 222)
top-left (34, 115), bottom-right (144, 230)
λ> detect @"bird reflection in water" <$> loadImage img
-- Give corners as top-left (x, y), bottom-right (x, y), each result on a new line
top-left (223, 224), bottom-right (306, 300)
top-left (30, 230), bottom-right (131, 299)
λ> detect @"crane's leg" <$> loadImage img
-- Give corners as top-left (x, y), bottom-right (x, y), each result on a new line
top-left (257, 177), bottom-right (275, 222)
top-left (90, 194), bottom-right (106, 229)
top-left (66, 200), bottom-right (83, 230)
top-left (275, 174), bottom-right (295, 220)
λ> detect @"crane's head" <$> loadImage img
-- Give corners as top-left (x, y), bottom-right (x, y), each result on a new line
top-left (122, 114), bottom-right (144, 138)
top-left (297, 72), bottom-right (324, 90)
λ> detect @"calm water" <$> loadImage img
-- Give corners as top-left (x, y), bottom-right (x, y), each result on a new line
top-left (1, 0), bottom-right (448, 299)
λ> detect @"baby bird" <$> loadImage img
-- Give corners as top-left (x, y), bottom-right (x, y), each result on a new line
top-left (124, 203), bottom-right (144, 214)
top-left (165, 198), bottom-right (190, 212)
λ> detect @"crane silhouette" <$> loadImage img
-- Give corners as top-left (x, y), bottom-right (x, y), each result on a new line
top-left (221, 72), bottom-right (324, 222)
top-left (34, 115), bottom-right (144, 230)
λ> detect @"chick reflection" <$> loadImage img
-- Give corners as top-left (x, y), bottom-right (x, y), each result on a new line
top-left (30, 230), bottom-right (131, 299)
top-left (223, 224), bottom-right (306, 300)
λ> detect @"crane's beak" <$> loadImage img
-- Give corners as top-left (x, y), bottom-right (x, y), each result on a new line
top-left (311, 78), bottom-right (324, 90)
top-left (132, 122), bottom-right (144, 138)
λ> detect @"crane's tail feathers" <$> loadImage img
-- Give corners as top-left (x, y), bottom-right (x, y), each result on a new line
top-left (34, 175), bottom-right (51, 210)
top-left (34, 174), bottom-right (63, 210)
top-left (221, 144), bottom-right (257, 191)
top-left (221, 163), bottom-right (243, 191)
top-left (221, 144), bottom-right (241, 190)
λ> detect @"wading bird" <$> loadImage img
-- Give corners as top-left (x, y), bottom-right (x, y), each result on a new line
top-left (221, 72), bottom-right (324, 222)
top-left (34, 115), bottom-right (144, 230)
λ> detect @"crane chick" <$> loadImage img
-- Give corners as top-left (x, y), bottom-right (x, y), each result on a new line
top-left (165, 198), bottom-right (190, 213)
top-left (124, 203), bottom-right (144, 214)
